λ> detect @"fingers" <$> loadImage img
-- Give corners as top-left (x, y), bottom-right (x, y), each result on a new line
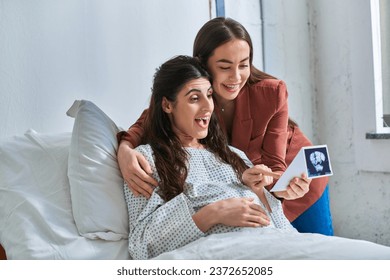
top-left (246, 199), bottom-right (266, 213)
top-left (244, 165), bottom-right (277, 189)
top-left (278, 181), bottom-right (308, 200)
top-left (278, 173), bottom-right (311, 200)
top-left (290, 176), bottom-right (310, 193)
top-left (246, 165), bottom-right (280, 179)
top-left (125, 168), bottom-right (155, 198)
top-left (244, 198), bottom-right (270, 226)
top-left (299, 173), bottom-right (311, 184)
top-left (220, 197), bottom-right (271, 227)
top-left (137, 155), bottom-right (158, 186)
top-left (260, 170), bottom-right (281, 179)
top-left (253, 165), bottom-right (281, 179)
top-left (242, 215), bottom-right (270, 227)
top-left (126, 182), bottom-right (141, 197)
top-left (127, 176), bottom-right (154, 198)
top-left (124, 167), bottom-right (156, 198)
top-left (245, 211), bottom-right (270, 227)
top-left (289, 184), bottom-right (308, 198)
top-left (294, 174), bottom-right (311, 187)
top-left (121, 150), bottom-right (158, 199)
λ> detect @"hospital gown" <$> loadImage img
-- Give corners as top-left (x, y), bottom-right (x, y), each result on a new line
top-left (124, 145), bottom-right (296, 259)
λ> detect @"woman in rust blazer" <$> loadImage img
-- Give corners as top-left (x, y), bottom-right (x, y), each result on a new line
top-left (117, 17), bottom-right (333, 235)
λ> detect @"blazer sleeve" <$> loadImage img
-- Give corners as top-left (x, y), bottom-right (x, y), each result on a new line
top-left (117, 109), bottom-right (148, 148)
top-left (260, 80), bottom-right (289, 173)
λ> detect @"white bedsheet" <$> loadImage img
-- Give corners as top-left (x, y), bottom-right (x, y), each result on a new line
top-left (154, 228), bottom-right (390, 260)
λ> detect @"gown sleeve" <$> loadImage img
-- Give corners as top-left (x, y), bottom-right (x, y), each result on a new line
top-left (124, 145), bottom-right (205, 259)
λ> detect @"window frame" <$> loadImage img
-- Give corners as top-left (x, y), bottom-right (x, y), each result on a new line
top-left (370, 0), bottom-right (390, 134)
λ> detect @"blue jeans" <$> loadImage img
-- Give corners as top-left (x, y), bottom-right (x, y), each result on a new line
top-left (291, 185), bottom-right (334, 236)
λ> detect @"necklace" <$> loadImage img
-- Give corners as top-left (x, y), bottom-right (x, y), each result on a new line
top-left (219, 100), bottom-right (233, 113)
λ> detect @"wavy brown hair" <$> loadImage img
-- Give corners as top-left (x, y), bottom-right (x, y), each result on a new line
top-left (142, 55), bottom-right (248, 201)
top-left (193, 17), bottom-right (298, 127)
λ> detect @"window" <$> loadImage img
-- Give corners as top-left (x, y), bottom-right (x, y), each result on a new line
top-left (370, 0), bottom-right (390, 134)
top-left (353, 0), bottom-right (390, 172)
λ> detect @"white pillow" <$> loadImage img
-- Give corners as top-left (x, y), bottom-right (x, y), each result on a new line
top-left (0, 129), bottom-right (130, 259)
top-left (67, 100), bottom-right (128, 241)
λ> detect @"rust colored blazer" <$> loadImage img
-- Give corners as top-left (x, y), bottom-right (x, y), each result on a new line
top-left (120, 79), bottom-right (328, 222)
top-left (217, 79), bottom-right (289, 173)
top-left (0, 244), bottom-right (6, 260)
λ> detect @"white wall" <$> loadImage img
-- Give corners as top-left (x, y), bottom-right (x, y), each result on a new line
top-left (262, 0), bottom-right (314, 141)
top-left (0, 0), bottom-right (263, 139)
top-left (0, 0), bottom-right (211, 137)
top-left (310, 0), bottom-right (390, 246)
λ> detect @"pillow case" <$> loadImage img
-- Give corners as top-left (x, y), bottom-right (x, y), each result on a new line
top-left (67, 100), bottom-right (128, 241)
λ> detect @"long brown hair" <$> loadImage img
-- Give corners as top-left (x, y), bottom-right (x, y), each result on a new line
top-left (142, 55), bottom-right (248, 201)
top-left (193, 17), bottom-right (276, 85)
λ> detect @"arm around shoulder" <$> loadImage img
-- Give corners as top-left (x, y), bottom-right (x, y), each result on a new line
top-left (117, 109), bottom-right (149, 148)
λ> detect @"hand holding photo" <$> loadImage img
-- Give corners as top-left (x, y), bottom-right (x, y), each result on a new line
top-left (271, 145), bottom-right (333, 192)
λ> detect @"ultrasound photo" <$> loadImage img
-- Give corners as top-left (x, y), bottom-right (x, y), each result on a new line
top-left (304, 145), bottom-right (333, 178)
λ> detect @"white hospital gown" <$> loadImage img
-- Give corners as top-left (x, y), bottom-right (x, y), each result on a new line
top-left (124, 145), bottom-right (296, 259)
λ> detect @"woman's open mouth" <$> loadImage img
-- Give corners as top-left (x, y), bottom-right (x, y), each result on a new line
top-left (195, 117), bottom-right (210, 128)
